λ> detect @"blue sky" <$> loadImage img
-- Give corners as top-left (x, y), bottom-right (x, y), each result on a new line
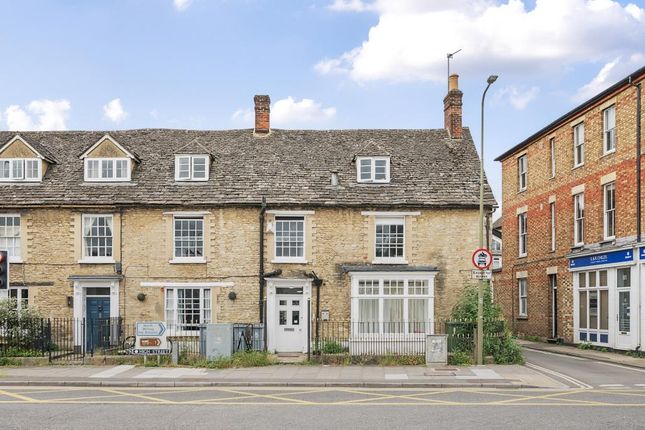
top-left (1, 0), bottom-right (644, 209)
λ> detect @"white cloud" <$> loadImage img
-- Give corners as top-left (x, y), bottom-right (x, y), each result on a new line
top-left (4, 99), bottom-right (70, 131)
top-left (173, 0), bottom-right (192, 11)
top-left (496, 85), bottom-right (540, 110)
top-left (231, 98), bottom-right (337, 128)
top-left (272, 97), bottom-right (337, 127)
top-left (575, 54), bottom-right (645, 102)
top-left (231, 108), bottom-right (253, 123)
top-left (328, 0), bottom-right (375, 12)
top-left (319, 0), bottom-right (645, 83)
top-left (103, 98), bottom-right (127, 123)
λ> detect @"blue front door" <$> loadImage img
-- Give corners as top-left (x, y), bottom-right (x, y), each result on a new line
top-left (86, 297), bottom-right (110, 351)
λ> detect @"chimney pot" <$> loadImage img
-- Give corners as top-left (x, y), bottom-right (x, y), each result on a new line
top-left (444, 74), bottom-right (463, 139)
top-left (448, 74), bottom-right (459, 91)
top-left (254, 95), bottom-right (271, 135)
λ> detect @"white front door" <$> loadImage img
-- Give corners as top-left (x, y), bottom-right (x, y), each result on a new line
top-left (615, 267), bottom-right (634, 349)
top-left (275, 294), bottom-right (304, 352)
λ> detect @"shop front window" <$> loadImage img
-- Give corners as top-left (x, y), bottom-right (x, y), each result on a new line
top-left (577, 270), bottom-right (609, 344)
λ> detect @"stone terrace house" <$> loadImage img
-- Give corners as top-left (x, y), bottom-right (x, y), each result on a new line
top-left (495, 65), bottom-right (644, 351)
top-left (0, 76), bottom-right (496, 353)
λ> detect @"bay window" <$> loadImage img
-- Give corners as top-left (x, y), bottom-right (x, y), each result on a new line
top-left (165, 288), bottom-right (211, 332)
top-left (352, 276), bottom-right (433, 335)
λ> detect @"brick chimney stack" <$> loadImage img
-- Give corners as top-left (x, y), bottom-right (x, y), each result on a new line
top-left (254, 95), bottom-right (271, 135)
top-left (443, 74), bottom-right (463, 139)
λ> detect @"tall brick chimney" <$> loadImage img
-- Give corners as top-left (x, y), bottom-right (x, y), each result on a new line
top-left (443, 74), bottom-right (463, 139)
top-left (254, 95), bottom-right (270, 135)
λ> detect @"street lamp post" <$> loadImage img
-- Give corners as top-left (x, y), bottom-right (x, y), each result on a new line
top-left (477, 74), bottom-right (498, 366)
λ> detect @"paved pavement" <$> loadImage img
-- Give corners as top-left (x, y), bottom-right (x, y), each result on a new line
top-left (1, 386), bottom-right (645, 429)
top-left (0, 363), bottom-right (558, 388)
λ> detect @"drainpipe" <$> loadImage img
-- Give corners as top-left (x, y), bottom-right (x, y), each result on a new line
top-left (259, 197), bottom-right (267, 323)
top-left (630, 77), bottom-right (642, 351)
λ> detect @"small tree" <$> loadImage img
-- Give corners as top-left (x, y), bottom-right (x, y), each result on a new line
top-left (0, 298), bottom-right (44, 356)
top-left (449, 283), bottom-right (524, 365)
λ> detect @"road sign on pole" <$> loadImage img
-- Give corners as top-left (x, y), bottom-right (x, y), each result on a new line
top-left (471, 270), bottom-right (492, 280)
top-left (133, 321), bottom-right (170, 355)
top-left (471, 248), bottom-right (493, 270)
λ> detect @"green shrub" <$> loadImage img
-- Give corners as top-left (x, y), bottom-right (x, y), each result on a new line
top-left (183, 351), bottom-right (275, 369)
top-left (449, 350), bottom-right (473, 366)
top-left (0, 357), bottom-right (22, 366)
top-left (321, 341), bottom-right (347, 354)
top-left (448, 283), bottom-right (524, 365)
top-left (376, 355), bottom-right (425, 366)
top-left (577, 342), bottom-right (592, 350)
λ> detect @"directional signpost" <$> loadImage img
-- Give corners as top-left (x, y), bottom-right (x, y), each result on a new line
top-left (133, 321), bottom-right (171, 355)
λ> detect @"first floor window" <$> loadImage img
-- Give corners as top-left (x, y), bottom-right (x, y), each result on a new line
top-left (354, 277), bottom-right (431, 335)
top-left (574, 193), bottom-right (584, 245)
top-left (0, 215), bottom-right (21, 260)
top-left (375, 217), bottom-right (405, 262)
top-left (174, 217), bottom-right (204, 259)
top-left (82, 215), bottom-right (113, 259)
top-left (604, 182), bottom-right (615, 239)
top-left (165, 288), bottom-right (211, 331)
top-left (8, 287), bottom-right (28, 310)
top-left (550, 202), bottom-right (556, 251)
top-left (518, 213), bottom-right (527, 257)
top-left (518, 279), bottom-right (528, 317)
top-left (274, 216), bottom-right (305, 261)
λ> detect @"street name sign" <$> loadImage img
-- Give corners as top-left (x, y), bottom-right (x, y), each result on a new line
top-left (471, 270), bottom-right (492, 280)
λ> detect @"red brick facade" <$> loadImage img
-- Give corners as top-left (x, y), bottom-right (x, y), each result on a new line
top-left (495, 69), bottom-right (645, 344)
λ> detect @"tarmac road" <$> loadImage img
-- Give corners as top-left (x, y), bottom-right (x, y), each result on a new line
top-left (522, 347), bottom-right (645, 389)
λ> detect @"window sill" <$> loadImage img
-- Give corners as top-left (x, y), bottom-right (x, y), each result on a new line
top-left (8, 259), bottom-right (24, 264)
top-left (271, 258), bottom-right (308, 264)
top-left (601, 149), bottom-right (616, 158)
top-left (169, 258), bottom-right (207, 264)
top-left (517, 188), bottom-right (527, 194)
top-left (601, 237), bottom-right (615, 244)
top-left (572, 164), bottom-right (584, 171)
top-left (174, 179), bottom-right (209, 183)
top-left (78, 258), bottom-right (115, 264)
top-left (372, 259), bottom-right (408, 265)
top-left (518, 254), bottom-right (527, 259)
top-left (516, 316), bottom-right (528, 320)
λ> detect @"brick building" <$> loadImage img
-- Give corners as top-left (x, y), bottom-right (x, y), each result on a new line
top-left (494, 66), bottom-right (644, 350)
top-left (0, 76), bottom-right (495, 353)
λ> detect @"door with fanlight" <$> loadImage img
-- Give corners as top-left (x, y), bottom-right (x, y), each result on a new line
top-left (615, 268), bottom-right (634, 349)
top-left (274, 294), bottom-right (304, 352)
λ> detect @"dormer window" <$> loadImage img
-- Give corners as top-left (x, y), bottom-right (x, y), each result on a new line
top-left (175, 155), bottom-right (209, 181)
top-left (357, 156), bottom-right (390, 183)
top-left (84, 158), bottom-right (131, 182)
top-left (79, 135), bottom-right (138, 183)
top-left (0, 159), bottom-right (41, 182)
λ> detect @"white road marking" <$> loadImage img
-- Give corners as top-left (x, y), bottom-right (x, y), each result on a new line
top-left (595, 361), bottom-right (645, 373)
top-left (634, 384), bottom-right (645, 387)
top-left (89, 365), bottom-right (135, 379)
top-left (384, 374), bottom-right (408, 380)
top-left (524, 349), bottom-right (587, 361)
top-left (525, 362), bottom-right (593, 389)
top-left (598, 384), bottom-right (624, 387)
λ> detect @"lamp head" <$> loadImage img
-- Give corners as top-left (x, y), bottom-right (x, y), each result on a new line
top-left (487, 75), bottom-right (498, 84)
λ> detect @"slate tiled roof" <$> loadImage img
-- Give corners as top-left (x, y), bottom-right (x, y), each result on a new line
top-left (0, 128), bottom-right (496, 208)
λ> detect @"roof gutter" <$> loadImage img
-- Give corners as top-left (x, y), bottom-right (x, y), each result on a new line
top-left (495, 65), bottom-right (645, 162)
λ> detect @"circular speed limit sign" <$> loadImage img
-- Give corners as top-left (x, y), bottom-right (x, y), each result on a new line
top-left (472, 248), bottom-right (493, 270)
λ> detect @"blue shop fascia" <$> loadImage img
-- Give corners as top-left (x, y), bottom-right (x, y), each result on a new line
top-left (569, 245), bottom-right (643, 351)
